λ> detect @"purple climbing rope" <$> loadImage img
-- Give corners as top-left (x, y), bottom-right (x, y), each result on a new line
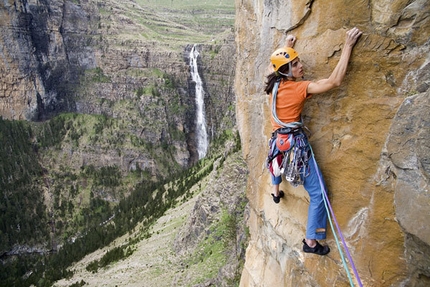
top-left (310, 147), bottom-right (363, 287)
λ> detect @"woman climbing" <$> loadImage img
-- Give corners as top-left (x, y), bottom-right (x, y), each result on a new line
top-left (265, 27), bottom-right (362, 255)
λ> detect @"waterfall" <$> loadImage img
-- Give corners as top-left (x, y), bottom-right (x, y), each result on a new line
top-left (189, 44), bottom-right (208, 159)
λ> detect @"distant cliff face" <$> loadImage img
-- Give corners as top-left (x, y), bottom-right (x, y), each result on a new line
top-left (0, 0), bottom-right (236, 261)
top-left (0, 0), bottom-right (236, 169)
top-left (234, 0), bottom-right (429, 286)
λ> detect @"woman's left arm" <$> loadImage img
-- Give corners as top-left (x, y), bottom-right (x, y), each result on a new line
top-left (307, 27), bottom-right (362, 95)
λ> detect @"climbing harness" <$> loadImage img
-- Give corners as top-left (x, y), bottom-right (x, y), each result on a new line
top-left (267, 79), bottom-right (362, 286)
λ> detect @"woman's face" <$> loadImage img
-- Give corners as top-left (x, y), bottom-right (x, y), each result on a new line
top-left (291, 58), bottom-right (304, 79)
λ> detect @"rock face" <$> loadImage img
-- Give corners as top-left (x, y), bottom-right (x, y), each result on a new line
top-left (0, 0), bottom-right (98, 121)
top-left (234, 0), bottom-right (430, 286)
top-left (173, 150), bottom-right (249, 286)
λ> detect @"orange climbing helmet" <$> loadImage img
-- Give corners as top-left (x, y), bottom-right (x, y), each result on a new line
top-left (270, 47), bottom-right (299, 72)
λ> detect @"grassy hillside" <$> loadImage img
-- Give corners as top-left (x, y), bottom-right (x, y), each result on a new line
top-left (0, 115), bottom-right (244, 286)
top-left (53, 148), bottom-right (248, 287)
top-left (140, 0), bottom-right (235, 34)
top-left (98, 0), bottom-right (235, 46)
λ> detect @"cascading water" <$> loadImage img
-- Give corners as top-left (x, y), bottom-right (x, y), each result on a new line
top-left (189, 44), bottom-right (208, 159)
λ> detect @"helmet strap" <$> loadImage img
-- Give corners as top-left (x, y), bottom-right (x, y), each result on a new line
top-left (288, 62), bottom-right (293, 78)
top-left (278, 62), bottom-right (295, 79)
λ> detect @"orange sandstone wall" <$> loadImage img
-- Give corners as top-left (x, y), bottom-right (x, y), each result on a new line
top-left (234, 0), bottom-right (430, 286)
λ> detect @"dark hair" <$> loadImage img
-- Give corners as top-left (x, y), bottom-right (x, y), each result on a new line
top-left (264, 64), bottom-right (290, 94)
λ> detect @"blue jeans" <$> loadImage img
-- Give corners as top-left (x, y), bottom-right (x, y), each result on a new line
top-left (271, 152), bottom-right (328, 240)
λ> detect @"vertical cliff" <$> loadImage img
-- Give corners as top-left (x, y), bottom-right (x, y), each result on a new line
top-left (234, 0), bottom-right (429, 286)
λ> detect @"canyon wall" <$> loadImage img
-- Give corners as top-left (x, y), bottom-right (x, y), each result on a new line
top-left (0, 0), bottom-right (236, 263)
top-left (234, 0), bottom-right (429, 286)
top-left (0, 0), bottom-right (236, 172)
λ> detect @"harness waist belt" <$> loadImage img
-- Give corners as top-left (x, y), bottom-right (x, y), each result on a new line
top-left (274, 126), bottom-right (302, 136)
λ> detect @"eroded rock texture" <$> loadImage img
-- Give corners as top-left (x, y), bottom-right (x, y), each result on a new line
top-left (235, 0), bottom-right (429, 286)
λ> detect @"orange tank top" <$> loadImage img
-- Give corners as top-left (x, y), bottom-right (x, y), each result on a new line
top-left (269, 80), bottom-right (311, 131)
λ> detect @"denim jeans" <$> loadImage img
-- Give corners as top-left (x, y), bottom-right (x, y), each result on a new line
top-left (271, 150), bottom-right (328, 240)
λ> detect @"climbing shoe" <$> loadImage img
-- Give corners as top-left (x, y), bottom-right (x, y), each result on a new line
top-left (302, 239), bottom-right (330, 256)
top-left (271, 190), bottom-right (285, 204)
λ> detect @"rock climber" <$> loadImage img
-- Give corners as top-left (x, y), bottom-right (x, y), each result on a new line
top-left (265, 27), bottom-right (362, 255)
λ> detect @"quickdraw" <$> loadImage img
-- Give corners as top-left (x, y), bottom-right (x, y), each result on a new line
top-left (281, 131), bottom-right (310, 186)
